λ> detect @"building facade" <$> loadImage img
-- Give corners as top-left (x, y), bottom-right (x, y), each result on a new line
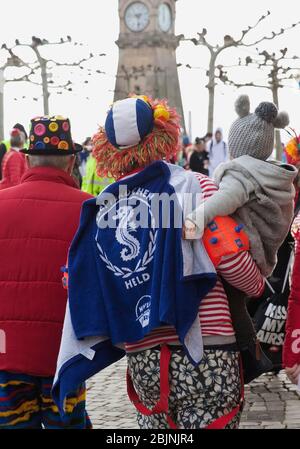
top-left (115, 0), bottom-right (185, 131)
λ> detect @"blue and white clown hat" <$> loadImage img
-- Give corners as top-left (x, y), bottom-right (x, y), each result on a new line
top-left (105, 97), bottom-right (154, 149)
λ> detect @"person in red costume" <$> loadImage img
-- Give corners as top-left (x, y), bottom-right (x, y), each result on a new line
top-left (0, 127), bottom-right (27, 190)
top-left (283, 133), bottom-right (300, 384)
top-left (0, 116), bottom-right (93, 428)
top-left (284, 238), bottom-right (300, 384)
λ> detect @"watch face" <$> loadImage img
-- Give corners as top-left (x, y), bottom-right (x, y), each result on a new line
top-left (125, 2), bottom-right (150, 32)
top-left (158, 3), bottom-right (172, 32)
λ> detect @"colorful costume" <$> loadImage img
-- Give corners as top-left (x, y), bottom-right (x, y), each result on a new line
top-left (283, 134), bottom-right (300, 370)
top-left (53, 161), bottom-right (217, 413)
top-left (53, 96), bottom-right (264, 429)
top-left (0, 372), bottom-right (91, 429)
top-left (0, 116), bottom-right (92, 428)
top-left (283, 233), bottom-right (300, 369)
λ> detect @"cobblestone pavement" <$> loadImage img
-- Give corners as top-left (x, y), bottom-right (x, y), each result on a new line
top-left (87, 358), bottom-right (300, 429)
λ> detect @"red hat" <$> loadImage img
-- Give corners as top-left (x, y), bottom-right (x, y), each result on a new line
top-left (10, 128), bottom-right (22, 137)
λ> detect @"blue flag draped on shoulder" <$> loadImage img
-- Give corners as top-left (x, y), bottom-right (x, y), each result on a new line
top-left (52, 161), bottom-right (217, 418)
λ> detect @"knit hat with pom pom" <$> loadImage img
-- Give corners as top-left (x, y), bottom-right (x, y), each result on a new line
top-left (229, 95), bottom-right (289, 160)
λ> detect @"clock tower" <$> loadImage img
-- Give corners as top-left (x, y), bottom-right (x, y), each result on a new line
top-left (114, 0), bottom-right (185, 131)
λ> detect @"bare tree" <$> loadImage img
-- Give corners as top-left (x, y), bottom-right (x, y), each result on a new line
top-left (184, 11), bottom-right (300, 134)
top-left (218, 49), bottom-right (300, 159)
top-left (0, 37), bottom-right (106, 137)
top-left (0, 47), bottom-right (32, 140)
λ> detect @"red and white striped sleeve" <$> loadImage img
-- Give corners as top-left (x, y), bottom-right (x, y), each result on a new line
top-left (194, 173), bottom-right (218, 199)
top-left (194, 172), bottom-right (265, 298)
top-left (217, 251), bottom-right (265, 298)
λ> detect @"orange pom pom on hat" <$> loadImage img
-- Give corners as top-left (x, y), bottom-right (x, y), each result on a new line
top-left (92, 95), bottom-right (181, 179)
top-left (285, 132), bottom-right (300, 166)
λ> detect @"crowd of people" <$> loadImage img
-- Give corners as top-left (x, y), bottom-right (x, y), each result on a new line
top-left (0, 94), bottom-right (299, 430)
top-left (176, 129), bottom-right (228, 177)
top-left (0, 125), bottom-right (228, 196)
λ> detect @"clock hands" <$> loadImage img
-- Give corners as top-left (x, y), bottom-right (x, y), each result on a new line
top-left (135, 13), bottom-right (142, 30)
top-left (125, 2), bottom-right (150, 32)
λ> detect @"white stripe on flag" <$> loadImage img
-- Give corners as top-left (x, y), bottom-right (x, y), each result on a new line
top-left (113, 98), bottom-right (141, 146)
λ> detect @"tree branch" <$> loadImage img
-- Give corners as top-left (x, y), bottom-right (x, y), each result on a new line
top-left (224, 78), bottom-right (271, 90)
top-left (183, 11), bottom-right (300, 59)
top-left (235, 11), bottom-right (271, 44)
top-left (241, 21), bottom-right (300, 47)
top-left (47, 55), bottom-right (98, 67)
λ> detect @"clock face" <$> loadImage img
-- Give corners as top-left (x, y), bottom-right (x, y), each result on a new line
top-left (158, 3), bottom-right (172, 32)
top-left (125, 2), bottom-right (150, 32)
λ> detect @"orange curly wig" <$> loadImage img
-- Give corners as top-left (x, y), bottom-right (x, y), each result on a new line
top-left (92, 96), bottom-right (181, 180)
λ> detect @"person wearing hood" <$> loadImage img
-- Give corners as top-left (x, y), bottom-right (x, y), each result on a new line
top-left (184, 96), bottom-right (297, 375)
top-left (207, 128), bottom-right (228, 177)
top-left (185, 95), bottom-right (297, 277)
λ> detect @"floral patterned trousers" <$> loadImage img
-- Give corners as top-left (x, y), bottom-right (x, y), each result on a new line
top-left (127, 346), bottom-right (242, 429)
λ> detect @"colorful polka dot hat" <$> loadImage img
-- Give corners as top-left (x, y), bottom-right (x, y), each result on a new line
top-left (21, 115), bottom-right (82, 155)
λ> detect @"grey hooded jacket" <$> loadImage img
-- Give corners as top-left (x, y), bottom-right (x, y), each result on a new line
top-left (189, 155), bottom-right (297, 277)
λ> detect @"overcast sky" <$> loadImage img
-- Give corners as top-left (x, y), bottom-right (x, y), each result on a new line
top-left (0, 0), bottom-right (299, 142)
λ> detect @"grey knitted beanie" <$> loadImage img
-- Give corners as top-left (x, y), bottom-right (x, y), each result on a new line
top-left (229, 95), bottom-right (289, 160)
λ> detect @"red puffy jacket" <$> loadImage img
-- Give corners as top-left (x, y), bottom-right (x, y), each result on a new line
top-left (0, 166), bottom-right (92, 376)
top-left (0, 149), bottom-right (27, 190)
top-left (283, 237), bottom-right (300, 368)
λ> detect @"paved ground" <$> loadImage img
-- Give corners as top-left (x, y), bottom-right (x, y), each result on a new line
top-left (86, 358), bottom-right (300, 429)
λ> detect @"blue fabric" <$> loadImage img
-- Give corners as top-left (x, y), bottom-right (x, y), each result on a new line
top-left (105, 98), bottom-right (153, 149)
top-left (52, 341), bottom-right (125, 419)
top-left (52, 161), bottom-right (217, 420)
top-left (136, 98), bottom-right (154, 139)
top-left (68, 161), bottom-right (216, 352)
top-left (105, 108), bottom-right (117, 148)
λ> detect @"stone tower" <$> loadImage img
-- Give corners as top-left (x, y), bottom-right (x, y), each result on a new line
top-left (114, 0), bottom-right (185, 131)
